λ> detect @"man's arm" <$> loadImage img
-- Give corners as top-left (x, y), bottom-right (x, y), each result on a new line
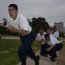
top-left (6, 26), bottom-right (30, 36)
top-left (46, 44), bottom-right (55, 51)
top-left (14, 28), bottom-right (30, 36)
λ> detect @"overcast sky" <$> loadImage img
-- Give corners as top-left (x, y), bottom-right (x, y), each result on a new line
top-left (0, 0), bottom-right (65, 26)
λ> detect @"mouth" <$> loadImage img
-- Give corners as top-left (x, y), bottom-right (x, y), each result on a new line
top-left (10, 14), bottom-right (13, 18)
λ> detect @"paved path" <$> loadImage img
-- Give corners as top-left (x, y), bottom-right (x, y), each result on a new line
top-left (1, 36), bottom-right (20, 39)
top-left (17, 51), bottom-right (57, 65)
top-left (1, 36), bottom-right (65, 42)
top-left (0, 51), bottom-right (9, 53)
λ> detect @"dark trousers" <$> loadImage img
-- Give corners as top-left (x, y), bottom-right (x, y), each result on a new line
top-left (40, 43), bottom-right (63, 59)
top-left (18, 31), bottom-right (36, 65)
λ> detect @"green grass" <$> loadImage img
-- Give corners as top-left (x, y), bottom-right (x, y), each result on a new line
top-left (0, 39), bottom-right (20, 51)
top-left (0, 38), bottom-right (65, 65)
top-left (0, 39), bottom-right (40, 65)
top-left (0, 51), bottom-right (19, 65)
top-left (0, 39), bottom-right (20, 65)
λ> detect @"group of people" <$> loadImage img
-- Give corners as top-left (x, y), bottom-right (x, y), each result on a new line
top-left (36, 27), bottom-right (63, 62)
top-left (2, 4), bottom-right (63, 65)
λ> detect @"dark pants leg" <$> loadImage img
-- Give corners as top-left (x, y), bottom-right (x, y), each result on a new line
top-left (49, 47), bottom-right (57, 59)
top-left (55, 43), bottom-right (63, 51)
top-left (40, 43), bottom-right (50, 56)
top-left (27, 47), bottom-right (40, 65)
top-left (27, 46), bottom-right (36, 60)
top-left (18, 32), bottom-right (36, 65)
top-left (49, 43), bottom-right (63, 59)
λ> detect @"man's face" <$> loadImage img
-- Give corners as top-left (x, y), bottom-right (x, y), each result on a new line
top-left (47, 29), bottom-right (50, 34)
top-left (40, 31), bottom-right (43, 35)
top-left (8, 7), bottom-right (18, 19)
top-left (45, 37), bottom-right (50, 42)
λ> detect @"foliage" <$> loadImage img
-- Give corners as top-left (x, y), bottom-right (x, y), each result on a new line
top-left (0, 26), bottom-right (19, 36)
top-left (31, 17), bottom-right (49, 34)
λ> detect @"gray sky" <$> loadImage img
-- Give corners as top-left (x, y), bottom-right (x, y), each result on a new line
top-left (0, 0), bottom-right (65, 26)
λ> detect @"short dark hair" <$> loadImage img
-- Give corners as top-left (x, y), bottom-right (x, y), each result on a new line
top-left (44, 34), bottom-right (49, 38)
top-left (9, 4), bottom-right (18, 11)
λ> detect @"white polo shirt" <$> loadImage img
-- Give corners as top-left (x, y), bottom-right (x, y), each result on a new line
top-left (7, 13), bottom-right (32, 33)
top-left (54, 31), bottom-right (59, 38)
top-left (48, 34), bottom-right (60, 45)
top-left (36, 32), bottom-right (46, 41)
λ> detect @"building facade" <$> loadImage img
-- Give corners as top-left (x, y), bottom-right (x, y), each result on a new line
top-left (54, 22), bottom-right (64, 33)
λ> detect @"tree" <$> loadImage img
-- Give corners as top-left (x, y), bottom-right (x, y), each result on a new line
top-left (31, 17), bottom-right (49, 34)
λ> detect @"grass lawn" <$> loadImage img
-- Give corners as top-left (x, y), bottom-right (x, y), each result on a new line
top-left (0, 38), bottom-right (65, 65)
top-left (0, 39), bottom-right (20, 65)
top-left (0, 39), bottom-right (40, 65)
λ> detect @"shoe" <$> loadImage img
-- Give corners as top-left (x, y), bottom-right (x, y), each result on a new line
top-left (35, 56), bottom-right (40, 65)
top-left (40, 52), bottom-right (48, 57)
top-left (50, 58), bottom-right (56, 62)
top-left (50, 57), bottom-right (56, 62)
top-left (43, 54), bottom-right (48, 57)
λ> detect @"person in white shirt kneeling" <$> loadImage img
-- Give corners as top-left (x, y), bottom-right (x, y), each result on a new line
top-left (40, 28), bottom-right (63, 62)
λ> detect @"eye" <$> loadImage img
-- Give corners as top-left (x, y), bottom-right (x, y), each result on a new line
top-left (9, 9), bottom-right (14, 11)
top-left (9, 7), bottom-right (15, 11)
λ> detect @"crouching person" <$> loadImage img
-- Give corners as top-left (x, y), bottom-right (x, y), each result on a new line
top-left (40, 33), bottom-right (63, 62)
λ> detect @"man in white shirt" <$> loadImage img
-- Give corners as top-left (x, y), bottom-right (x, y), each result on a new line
top-left (36, 29), bottom-right (46, 43)
top-left (2, 4), bottom-right (39, 65)
top-left (52, 26), bottom-right (59, 39)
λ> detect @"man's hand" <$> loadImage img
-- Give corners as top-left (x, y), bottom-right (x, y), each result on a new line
top-left (6, 25), bottom-right (17, 33)
top-left (0, 24), bottom-right (15, 32)
top-left (46, 45), bottom-right (55, 51)
top-left (46, 48), bottom-right (51, 51)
